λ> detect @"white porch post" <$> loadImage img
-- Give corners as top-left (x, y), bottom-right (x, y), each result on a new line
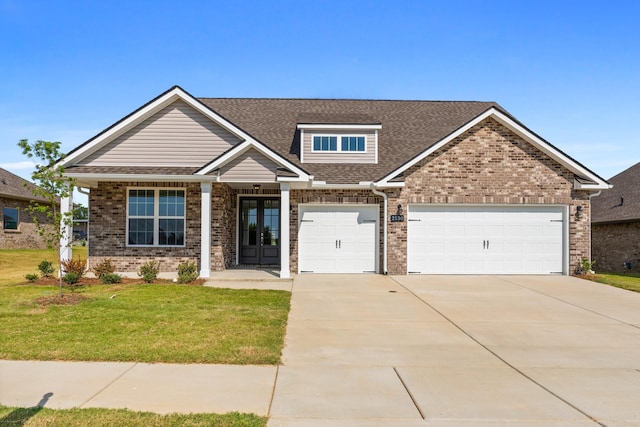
top-left (200, 182), bottom-right (212, 278)
top-left (280, 183), bottom-right (291, 279)
top-left (59, 191), bottom-right (73, 263)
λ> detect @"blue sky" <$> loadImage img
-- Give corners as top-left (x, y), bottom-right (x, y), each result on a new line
top-left (1, 0), bottom-right (639, 198)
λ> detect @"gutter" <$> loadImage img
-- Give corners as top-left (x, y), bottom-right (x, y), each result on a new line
top-left (370, 185), bottom-right (388, 275)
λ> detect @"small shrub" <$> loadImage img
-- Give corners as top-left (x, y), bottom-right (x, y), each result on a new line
top-left (578, 257), bottom-right (596, 275)
top-left (61, 258), bottom-right (87, 277)
top-left (25, 273), bottom-right (39, 282)
top-left (92, 258), bottom-right (116, 278)
top-left (138, 260), bottom-right (160, 283)
top-left (62, 272), bottom-right (80, 285)
top-left (101, 273), bottom-right (122, 284)
top-left (177, 260), bottom-right (199, 284)
top-left (37, 260), bottom-right (55, 278)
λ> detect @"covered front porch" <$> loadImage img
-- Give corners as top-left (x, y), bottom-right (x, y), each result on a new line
top-left (199, 181), bottom-right (292, 279)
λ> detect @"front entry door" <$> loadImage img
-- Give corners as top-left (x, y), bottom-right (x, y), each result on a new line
top-left (239, 198), bottom-right (280, 265)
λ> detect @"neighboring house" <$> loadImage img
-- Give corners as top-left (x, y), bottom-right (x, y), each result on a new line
top-left (591, 162), bottom-right (640, 273)
top-left (56, 86), bottom-right (610, 278)
top-left (0, 167), bottom-right (52, 249)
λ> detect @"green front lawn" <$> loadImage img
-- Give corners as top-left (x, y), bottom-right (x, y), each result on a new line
top-left (0, 405), bottom-right (266, 427)
top-left (583, 272), bottom-right (640, 293)
top-left (0, 249), bottom-right (290, 365)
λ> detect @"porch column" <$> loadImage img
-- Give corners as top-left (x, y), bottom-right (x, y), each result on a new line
top-left (200, 182), bottom-right (212, 278)
top-left (280, 183), bottom-right (291, 278)
top-left (59, 191), bottom-right (73, 263)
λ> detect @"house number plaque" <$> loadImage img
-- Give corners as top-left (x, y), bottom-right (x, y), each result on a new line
top-left (390, 215), bottom-right (405, 222)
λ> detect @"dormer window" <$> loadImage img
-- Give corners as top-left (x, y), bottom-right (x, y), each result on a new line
top-left (341, 136), bottom-right (365, 152)
top-left (298, 121), bottom-right (381, 164)
top-left (313, 136), bottom-right (337, 151)
top-left (312, 135), bottom-right (366, 152)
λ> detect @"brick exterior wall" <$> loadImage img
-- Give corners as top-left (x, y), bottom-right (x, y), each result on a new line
top-left (86, 118), bottom-right (595, 276)
top-left (592, 222), bottom-right (640, 273)
top-left (211, 183), bottom-right (235, 271)
top-left (289, 189), bottom-right (384, 274)
top-left (0, 196), bottom-right (51, 249)
top-left (384, 117), bottom-right (592, 275)
top-left (88, 181), bottom-right (200, 273)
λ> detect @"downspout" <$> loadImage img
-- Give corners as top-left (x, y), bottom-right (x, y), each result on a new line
top-left (370, 185), bottom-right (388, 275)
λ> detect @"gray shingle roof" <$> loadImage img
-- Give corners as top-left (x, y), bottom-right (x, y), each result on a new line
top-left (198, 98), bottom-right (502, 184)
top-left (64, 166), bottom-right (199, 175)
top-left (592, 162), bottom-right (640, 224)
top-left (0, 167), bottom-right (50, 203)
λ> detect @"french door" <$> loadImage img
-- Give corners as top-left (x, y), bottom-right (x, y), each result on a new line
top-left (239, 198), bottom-right (280, 265)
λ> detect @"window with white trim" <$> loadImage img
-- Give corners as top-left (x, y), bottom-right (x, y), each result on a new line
top-left (127, 188), bottom-right (185, 246)
top-left (313, 136), bottom-right (337, 151)
top-left (312, 135), bottom-right (366, 152)
top-left (341, 136), bottom-right (365, 152)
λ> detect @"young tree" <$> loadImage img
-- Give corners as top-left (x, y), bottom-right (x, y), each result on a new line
top-left (18, 139), bottom-right (76, 296)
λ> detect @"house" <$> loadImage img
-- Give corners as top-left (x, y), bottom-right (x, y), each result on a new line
top-left (0, 167), bottom-right (52, 249)
top-left (591, 162), bottom-right (640, 273)
top-left (56, 86), bottom-right (610, 277)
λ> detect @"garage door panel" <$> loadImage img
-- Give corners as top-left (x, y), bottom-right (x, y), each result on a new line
top-left (408, 205), bottom-right (565, 275)
top-left (299, 205), bottom-right (378, 274)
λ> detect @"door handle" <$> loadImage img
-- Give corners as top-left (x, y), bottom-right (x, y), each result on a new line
top-left (339, 240), bottom-right (341, 249)
top-left (260, 232), bottom-right (264, 246)
top-left (483, 240), bottom-right (486, 249)
top-left (336, 240), bottom-right (338, 249)
top-left (487, 240), bottom-right (489, 249)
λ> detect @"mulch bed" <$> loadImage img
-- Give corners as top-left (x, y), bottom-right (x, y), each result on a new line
top-left (26, 277), bottom-right (206, 287)
top-left (36, 293), bottom-right (90, 306)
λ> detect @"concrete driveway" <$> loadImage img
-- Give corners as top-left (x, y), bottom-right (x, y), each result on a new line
top-left (269, 275), bottom-right (640, 426)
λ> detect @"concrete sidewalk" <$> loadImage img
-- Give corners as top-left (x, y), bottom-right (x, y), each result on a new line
top-left (0, 360), bottom-right (277, 415)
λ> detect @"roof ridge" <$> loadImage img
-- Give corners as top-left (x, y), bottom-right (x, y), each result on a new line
top-left (198, 97), bottom-right (497, 103)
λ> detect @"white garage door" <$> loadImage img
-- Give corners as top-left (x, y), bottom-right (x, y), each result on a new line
top-left (408, 205), bottom-right (565, 275)
top-left (298, 205), bottom-right (379, 273)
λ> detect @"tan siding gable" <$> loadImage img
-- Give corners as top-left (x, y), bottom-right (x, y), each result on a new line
top-left (218, 148), bottom-right (278, 182)
top-left (302, 129), bottom-right (376, 164)
top-left (81, 100), bottom-right (242, 167)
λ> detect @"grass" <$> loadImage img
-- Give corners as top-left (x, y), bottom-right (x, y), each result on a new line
top-left (0, 247), bottom-right (87, 286)
top-left (583, 272), bottom-right (640, 293)
top-left (0, 405), bottom-right (266, 426)
top-left (0, 248), bottom-right (290, 365)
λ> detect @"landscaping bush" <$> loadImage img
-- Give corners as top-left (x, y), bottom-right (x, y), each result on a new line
top-left (101, 273), bottom-right (122, 284)
top-left (25, 273), bottom-right (39, 282)
top-left (138, 260), bottom-right (160, 283)
top-left (38, 260), bottom-right (55, 278)
top-left (92, 258), bottom-right (116, 278)
top-left (177, 260), bottom-right (199, 284)
top-left (62, 272), bottom-right (80, 285)
top-left (61, 258), bottom-right (87, 277)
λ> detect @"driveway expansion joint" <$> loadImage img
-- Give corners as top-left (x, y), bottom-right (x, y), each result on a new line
top-left (390, 276), bottom-right (608, 427)
top-left (393, 366), bottom-right (426, 420)
top-left (494, 276), bottom-right (640, 330)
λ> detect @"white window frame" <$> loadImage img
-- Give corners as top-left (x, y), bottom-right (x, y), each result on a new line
top-left (126, 187), bottom-right (186, 247)
top-left (311, 134), bottom-right (368, 153)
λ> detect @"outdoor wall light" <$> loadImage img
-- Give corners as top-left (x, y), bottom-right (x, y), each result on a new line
top-left (252, 184), bottom-right (261, 192)
top-left (397, 204), bottom-right (403, 215)
top-left (576, 205), bottom-right (583, 219)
